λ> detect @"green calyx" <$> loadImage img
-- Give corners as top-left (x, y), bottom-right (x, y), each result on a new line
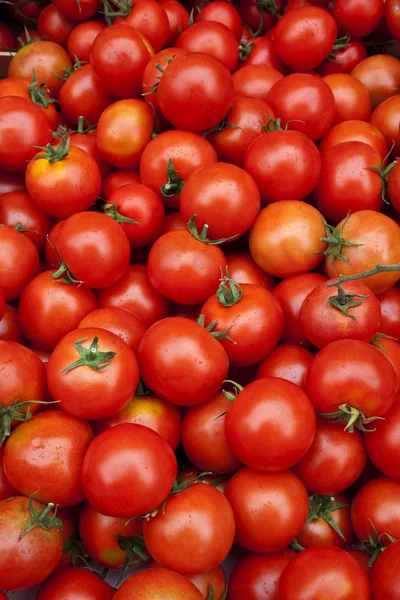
top-left (328, 284), bottom-right (368, 321)
top-left (239, 39), bottom-right (254, 61)
top-left (361, 520), bottom-right (397, 567)
top-left (20, 495), bottom-right (63, 541)
top-left (187, 215), bottom-right (239, 245)
top-left (327, 34), bottom-right (351, 62)
top-left (161, 158), bottom-right (184, 198)
top-left (370, 332), bottom-right (398, 352)
top-left (214, 380), bottom-right (244, 419)
top-left (55, 55), bottom-right (86, 82)
top-left (142, 57), bottom-right (173, 98)
top-left (35, 135), bottom-right (70, 164)
top-left (102, 0), bottom-right (132, 24)
top-left (29, 70), bottom-right (57, 109)
top-left (321, 403), bottom-right (384, 433)
top-left (307, 494), bottom-right (349, 542)
top-left (60, 336), bottom-right (117, 374)
top-left (115, 534), bottom-right (148, 587)
top-left (16, 25), bottom-right (37, 48)
top-left (104, 202), bottom-right (139, 225)
top-left (197, 314), bottom-right (236, 344)
top-left (203, 106), bottom-right (241, 137)
top-left (49, 240), bottom-right (81, 286)
top-left (320, 215), bottom-right (363, 272)
top-left (216, 268), bottom-right (243, 307)
top-left (0, 399), bottom-right (51, 446)
top-left (134, 378), bottom-right (152, 397)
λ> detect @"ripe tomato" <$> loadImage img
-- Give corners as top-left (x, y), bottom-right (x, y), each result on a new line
top-left (53, 0), bottom-right (100, 20)
top-left (239, 36), bottom-right (286, 73)
top-left (114, 568), bottom-right (203, 600)
top-left (0, 191), bottom-right (51, 252)
top-left (372, 539), bottom-right (400, 598)
top-left (386, 0), bottom-right (400, 41)
top-left (82, 423), bottom-right (177, 517)
top-left (62, 128), bottom-right (112, 179)
top-left (160, 0), bottom-right (190, 45)
top-left (364, 401), bottom-right (400, 478)
top-left (0, 446), bottom-right (16, 501)
top-left (97, 99), bottom-right (154, 169)
top-left (196, 1), bottom-right (241, 40)
top-left (319, 120), bottom-right (388, 161)
top-left (249, 201), bottom-right (327, 279)
top-left (297, 492), bottom-right (353, 549)
top-left (244, 128), bottom-right (321, 203)
top-left (188, 565), bottom-right (227, 600)
top-left (387, 160), bottom-right (400, 214)
top-left (371, 94), bottom-right (400, 153)
top-left (278, 546), bottom-right (372, 599)
top-left (78, 307), bottom-right (146, 354)
top-left (333, 0), bottom-right (384, 37)
top-left (3, 410), bottom-right (93, 506)
top-left (0, 496), bottom-right (63, 591)
top-left (36, 567), bottom-right (114, 600)
top-left (275, 6), bottom-right (337, 72)
top-left (177, 21), bottom-right (239, 73)
top-left (67, 21), bottom-right (105, 62)
top-left (47, 327), bottom-right (139, 420)
top-left (352, 477), bottom-right (400, 543)
top-left (143, 483), bottom-right (235, 574)
top-left (377, 286), bottom-right (400, 338)
top-left (318, 37), bottom-right (367, 76)
top-left (352, 54), bottom-right (400, 108)
top-left (257, 344), bottom-right (314, 388)
top-left (157, 52), bottom-right (234, 132)
top-left (0, 22), bottom-right (15, 50)
top-left (102, 169), bottom-right (141, 201)
top-left (140, 129), bottom-right (218, 209)
top-left (0, 305), bottom-right (25, 344)
top-left (323, 73), bottom-right (371, 124)
top-left (37, 4), bottom-right (75, 48)
top-left (0, 226), bottom-right (39, 302)
top-left (238, 0), bottom-right (284, 35)
top-left (226, 254), bottom-right (274, 290)
top-left (0, 75), bottom-right (58, 130)
top-left (90, 24), bottom-right (151, 98)
top-left (122, 0), bottom-right (169, 53)
top-left (138, 317), bottom-right (229, 406)
top-left (141, 47), bottom-right (188, 115)
top-left (232, 65), bottom-right (284, 103)
top-left (226, 467), bottom-right (308, 552)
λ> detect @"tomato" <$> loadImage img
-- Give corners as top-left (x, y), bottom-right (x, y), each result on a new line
top-left (249, 201), bottom-right (327, 279)
top-left (0, 191), bottom-right (51, 252)
top-left (372, 337), bottom-right (400, 389)
top-left (188, 566), bottom-right (227, 600)
top-left (47, 327), bottom-right (139, 420)
top-left (333, 0), bottom-right (384, 37)
top-left (82, 423), bottom-right (177, 517)
top-left (0, 496), bottom-right (63, 591)
top-left (97, 99), bottom-right (154, 169)
top-left (318, 37), bottom-right (367, 76)
top-left (8, 0), bottom-right (43, 26)
top-left (364, 400), bottom-right (400, 478)
top-left (0, 169), bottom-right (25, 195)
top-left (319, 120), bottom-right (388, 161)
top-left (388, 160), bottom-right (400, 214)
top-left (325, 211), bottom-right (400, 295)
top-left (297, 492), bottom-right (353, 549)
top-left (195, 1), bottom-right (241, 41)
top-left (256, 344), bottom-right (314, 388)
top-left (386, 0), bottom-right (400, 40)
top-left (16, 28), bottom-right (41, 47)
top-left (267, 73), bottom-right (335, 140)
top-left (371, 94), bottom-right (400, 153)
top-left (0, 22), bottom-right (15, 50)
top-left (0, 446), bottom-right (16, 501)
top-left (138, 317), bottom-right (229, 406)
top-left (157, 52), bottom-right (234, 132)
top-left (102, 169), bottom-right (141, 201)
top-left (78, 501), bottom-right (143, 568)
top-left (240, 36), bottom-right (286, 74)
top-left (0, 96), bottom-right (52, 174)
top-left (37, 4), bottom-right (75, 48)
top-left (160, 0), bottom-right (190, 45)
top-left (162, 212), bottom-right (187, 234)
top-left (67, 21), bottom-right (105, 62)
top-left (92, 393), bottom-right (181, 450)
top-left (0, 75), bottom-right (58, 130)
top-left (140, 129), bottom-right (218, 209)
top-left (8, 41), bottom-right (73, 98)
top-left (53, 0), bottom-right (100, 20)
top-left (372, 539), bottom-right (400, 598)
top-left (177, 21), bottom-right (238, 73)
top-left (238, 0), bottom-right (284, 35)
top-left (97, 264), bottom-right (170, 327)
top-left (114, 568), bottom-right (203, 600)
top-left (352, 55), bottom-right (400, 109)
top-left (0, 305), bottom-right (25, 344)
top-left (143, 483), bottom-right (235, 574)
top-left (300, 279), bottom-right (381, 348)
top-left (54, 212), bottom-right (131, 289)
top-left (0, 225), bottom-right (39, 302)
top-left (352, 477), bottom-right (400, 543)
top-left (181, 391), bottom-right (242, 474)
top-left (122, 0), bottom-right (169, 53)
top-left (141, 48), bottom-right (188, 115)
top-left (0, 290), bottom-right (4, 324)
top-left (78, 307), bottom-right (146, 354)
top-left (377, 286), bottom-right (400, 338)
top-left (3, 410), bottom-right (93, 506)
top-left (278, 546), bottom-right (372, 599)
top-left (244, 128), bottom-right (321, 203)
top-left (62, 128), bottom-right (112, 179)
top-left (323, 73), bottom-right (371, 124)
top-left (226, 254), bottom-right (274, 290)
top-left (36, 567), bottom-right (114, 600)
top-left (232, 65), bottom-right (284, 103)
top-left (90, 24), bottom-right (151, 98)
top-left (226, 467), bottom-right (308, 552)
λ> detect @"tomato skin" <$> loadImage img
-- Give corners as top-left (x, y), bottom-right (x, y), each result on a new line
top-left (352, 477), bottom-right (400, 543)
top-left (18, 271), bottom-right (97, 351)
top-left (333, 0), bottom-right (384, 37)
top-left (293, 422), bottom-right (367, 495)
top-left (275, 6), bottom-right (337, 72)
top-left (102, 169), bottom-right (141, 201)
top-left (140, 129), bottom-right (218, 209)
top-left (188, 566), bottom-right (227, 600)
top-left (79, 501), bottom-right (143, 568)
top-left (141, 48), bottom-right (188, 115)
top-left (182, 391), bottom-right (242, 475)
top-left (318, 37), bottom-right (367, 76)
top-left (240, 36), bottom-right (286, 74)
top-left (319, 120), bottom-right (388, 161)
top-left (0, 22), bottom-right (15, 50)
top-left (226, 467), bottom-right (308, 553)
top-left (79, 307), bottom-right (146, 354)
top-left (97, 99), bottom-right (154, 169)
top-left (371, 94), bottom-right (400, 153)
top-left (364, 401), bottom-right (400, 478)
top-left (0, 76), bottom-right (58, 130)
top-left (114, 568), bottom-right (203, 600)
top-left (0, 306), bottom-right (26, 344)
top-left (82, 423), bottom-right (177, 517)
top-left (160, 0), bottom-right (190, 45)
top-left (0, 96), bottom-right (52, 174)
top-left (157, 52), bottom-right (234, 133)
top-left (26, 145), bottom-right (102, 219)
top-left (0, 226), bottom-right (39, 302)
top-left (232, 65), bottom-right (284, 103)
top-left (55, 212), bottom-right (131, 289)
top-left (323, 73), bottom-right (371, 124)
top-left (36, 567), bottom-right (115, 600)
top-left (0, 191), bottom-right (52, 252)
top-left (201, 284), bottom-right (283, 367)
top-left (386, 0), bottom-right (400, 41)
top-left (122, 0), bottom-right (169, 53)
top-left (352, 55), bottom-right (400, 109)
top-left (64, 131), bottom-right (112, 179)
top-left (226, 254), bottom-right (274, 290)
top-left (90, 24), bottom-right (151, 98)
top-left (377, 286), bottom-right (400, 339)
top-left (277, 546), bottom-right (372, 600)
top-left (97, 264), bottom-right (170, 327)
top-left (139, 317), bottom-right (229, 406)
top-left (162, 212), bottom-right (187, 234)
top-left (297, 493), bottom-right (353, 549)
top-left (194, 1), bottom-right (241, 41)
top-left (143, 484), bottom-right (235, 574)
top-left (3, 410), bottom-right (93, 506)
top-left (177, 21), bottom-right (239, 73)
top-left (372, 539), bottom-right (400, 598)
top-left (53, 0), bottom-right (100, 21)
top-left (37, 4), bottom-right (75, 48)
top-left (91, 394), bottom-right (181, 451)
top-left (388, 160), bottom-right (400, 214)
top-left (67, 21), bottom-right (105, 63)
top-left (0, 496), bottom-right (63, 591)
top-left (249, 202), bottom-right (327, 279)
top-left (0, 446), bottom-right (16, 501)
top-left (257, 344), bottom-right (314, 388)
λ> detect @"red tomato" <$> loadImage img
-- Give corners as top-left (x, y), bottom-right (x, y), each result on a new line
top-left (78, 307), bottom-right (146, 354)
top-left (386, 0), bottom-right (400, 41)
top-left (0, 191), bottom-right (51, 252)
top-left (0, 305), bottom-right (26, 344)
top-left (352, 54), bottom-right (400, 108)
top-left (318, 37), bottom-right (367, 76)
top-left (387, 160), bottom-right (400, 214)
top-left (226, 467), bottom-right (308, 552)
top-left (62, 129), bottom-right (112, 179)
top-left (297, 493), bottom-right (353, 549)
top-left (238, 0), bottom-right (284, 35)
top-left (122, 0), bottom-right (169, 53)
top-left (67, 21), bottom-right (105, 62)
top-left (177, 21), bottom-right (239, 73)
top-left (143, 483), bottom-right (235, 574)
top-left (0, 446), bottom-right (16, 501)
top-left (188, 566), bottom-right (227, 600)
top-left (371, 94), bottom-right (400, 153)
top-left (364, 401), bottom-right (400, 478)
top-left (0, 75), bottom-right (58, 130)
top-left (232, 65), bottom-right (284, 103)
top-left (352, 477), bottom-right (400, 543)
top-left (141, 48), bottom-right (188, 115)
top-left (36, 567), bottom-right (114, 600)
top-left (372, 539), bottom-right (400, 598)
top-left (0, 226), bottom-right (39, 302)
top-left (159, 0), bottom-right (190, 45)
top-left (323, 73), bottom-right (371, 123)
top-left (16, 28), bottom-right (41, 47)
top-left (162, 212), bottom-right (187, 234)
top-left (113, 568), bottom-right (203, 600)
top-left (82, 423), bottom-right (177, 517)
top-left (102, 169), bottom-right (141, 201)
top-left (47, 327), bottom-right (139, 420)
top-left (226, 254), bottom-right (275, 290)
top-left (319, 120), bottom-right (388, 161)
top-left (256, 344), bottom-right (314, 388)
top-left (196, 1), bottom-right (241, 41)
top-left (53, 0), bottom-right (100, 20)
top-left (333, 0), bottom-right (384, 37)
top-left (0, 290), bottom-right (4, 323)
top-left (37, 4), bottom-right (75, 48)
top-left (0, 22), bottom-right (15, 50)
top-left (240, 36), bottom-right (286, 74)
top-left (377, 286), bottom-right (400, 338)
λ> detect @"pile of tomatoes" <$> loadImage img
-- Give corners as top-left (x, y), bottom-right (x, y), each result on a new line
top-left (2, 0), bottom-right (400, 598)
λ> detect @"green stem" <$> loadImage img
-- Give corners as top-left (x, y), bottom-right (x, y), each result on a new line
top-left (187, 215), bottom-right (239, 245)
top-left (60, 336), bottom-right (117, 374)
top-left (161, 158), bottom-right (184, 198)
top-left (20, 496), bottom-right (63, 541)
top-left (104, 203), bottom-right (139, 225)
top-left (216, 268), bottom-right (243, 307)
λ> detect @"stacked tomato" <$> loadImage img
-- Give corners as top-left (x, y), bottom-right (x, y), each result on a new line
top-left (2, 0), bottom-right (400, 598)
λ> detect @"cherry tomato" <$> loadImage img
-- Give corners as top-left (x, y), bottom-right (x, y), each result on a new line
top-left (102, 169), bottom-right (141, 201)
top-left (371, 94), bottom-right (400, 153)
top-left (53, 0), bottom-right (100, 20)
top-left (364, 401), bottom-right (400, 478)
top-left (141, 47), bottom-right (188, 115)
top-left (113, 568), bottom-right (203, 600)
top-left (226, 254), bottom-right (274, 290)
top-left (297, 492), bottom-right (353, 549)
top-left (352, 54), bottom-right (400, 108)
top-left (187, 565), bottom-right (227, 600)
top-left (0, 305), bottom-right (26, 344)
top-left (0, 75), bottom-right (58, 130)
top-left (177, 21), bottom-right (239, 73)
top-left (239, 36), bottom-right (286, 74)
top-left (37, 4), bottom-right (75, 48)
top-left (78, 307), bottom-right (146, 354)
top-left (36, 567), bottom-right (114, 600)
top-left (323, 73), bottom-right (371, 124)
top-left (67, 21), bottom-right (105, 62)
top-left (319, 120), bottom-right (388, 161)
top-left (318, 37), bottom-right (367, 76)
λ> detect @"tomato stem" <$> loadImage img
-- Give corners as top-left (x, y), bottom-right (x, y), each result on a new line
top-left (35, 134), bottom-right (70, 164)
top-left (327, 263), bottom-right (400, 289)
top-left (187, 215), bottom-right (239, 245)
top-left (115, 534), bottom-right (148, 587)
top-left (60, 336), bottom-right (117, 374)
top-left (0, 399), bottom-right (56, 446)
top-left (104, 202), bottom-right (139, 225)
top-left (19, 496), bottom-right (63, 541)
top-left (307, 494), bottom-right (348, 542)
top-left (319, 215), bottom-right (363, 272)
top-left (216, 268), bottom-right (243, 307)
top-left (327, 33), bottom-right (351, 62)
top-left (361, 520), bottom-right (397, 567)
top-left (320, 403), bottom-right (384, 433)
top-left (161, 158), bottom-right (184, 198)
top-left (328, 285), bottom-right (368, 321)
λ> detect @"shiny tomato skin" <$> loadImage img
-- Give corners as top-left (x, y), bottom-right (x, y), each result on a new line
top-left (67, 21), bottom-right (105, 62)
top-left (160, 0), bottom-right (190, 45)
top-left (138, 317), bottom-right (229, 406)
top-left (143, 483), bottom-right (235, 574)
top-left (82, 423), bottom-right (177, 517)
top-left (37, 4), bottom-right (75, 48)
top-left (226, 467), bottom-right (308, 553)
top-left (78, 306), bottom-right (146, 354)
top-left (141, 48), bottom-right (188, 115)
top-left (278, 546), bottom-right (372, 600)
top-left (3, 410), bottom-right (93, 506)
top-left (333, 0), bottom-right (384, 37)
top-left (0, 75), bottom-right (58, 130)
top-left (188, 566), bottom-right (227, 600)
top-left (194, 1), bottom-right (241, 41)
top-left (0, 446), bottom-right (16, 501)
top-left (18, 271), bottom-right (97, 351)
top-left (0, 96), bottom-right (52, 174)
top-left (297, 493), bottom-right (353, 549)
top-left (114, 568), bottom-right (203, 600)
top-left (0, 191), bottom-right (52, 252)
top-left (352, 54), bottom-right (400, 109)
top-left (364, 401), bottom-right (400, 478)
top-left (36, 567), bottom-right (114, 600)
top-left (320, 120), bottom-right (388, 161)
top-left (176, 21), bottom-right (239, 73)
top-left (293, 422), bottom-right (367, 495)
top-left (65, 131), bottom-right (112, 179)
top-left (102, 169), bottom-right (141, 201)
top-left (0, 226), bottom-right (39, 302)
top-left (372, 540), bottom-right (400, 598)
top-left (201, 284), bottom-right (283, 367)
top-left (257, 344), bottom-right (314, 388)
top-left (318, 37), bottom-right (367, 76)
top-left (371, 94), bottom-right (400, 153)
top-left (54, 0), bottom-right (99, 20)
top-left (240, 36), bottom-right (286, 74)
top-left (226, 254), bottom-right (274, 290)
top-left (122, 0), bottom-right (169, 53)
top-left (377, 286), bottom-right (400, 338)
top-left (232, 65), bottom-right (284, 103)
top-left (352, 477), bottom-right (400, 543)
top-left (162, 212), bottom-right (187, 234)
top-left (323, 73), bottom-right (371, 124)
top-left (157, 52), bottom-right (234, 133)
